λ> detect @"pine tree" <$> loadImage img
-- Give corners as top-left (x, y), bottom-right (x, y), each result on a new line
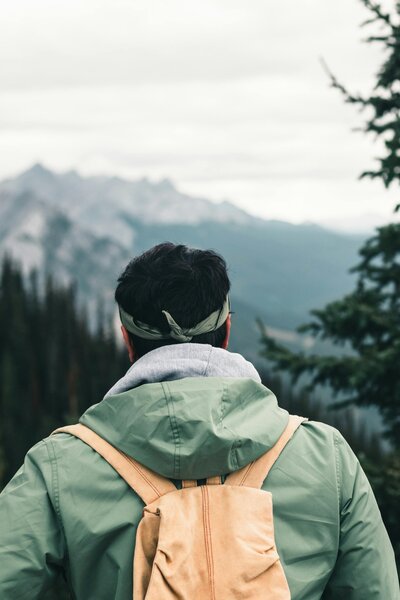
top-left (260, 0), bottom-right (400, 563)
top-left (0, 258), bottom-right (128, 489)
top-left (259, 223), bottom-right (400, 446)
top-left (322, 0), bottom-right (400, 202)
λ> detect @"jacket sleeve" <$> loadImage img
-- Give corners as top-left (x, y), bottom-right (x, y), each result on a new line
top-left (322, 431), bottom-right (399, 599)
top-left (0, 439), bottom-right (67, 599)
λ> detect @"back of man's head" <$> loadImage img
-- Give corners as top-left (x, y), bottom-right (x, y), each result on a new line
top-left (115, 242), bottom-right (231, 358)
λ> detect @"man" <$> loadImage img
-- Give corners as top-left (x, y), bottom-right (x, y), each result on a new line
top-left (0, 242), bottom-right (398, 599)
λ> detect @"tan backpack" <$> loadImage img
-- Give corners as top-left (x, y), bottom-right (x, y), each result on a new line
top-left (53, 414), bottom-right (305, 599)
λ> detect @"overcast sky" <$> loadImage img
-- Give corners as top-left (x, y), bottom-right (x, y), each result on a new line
top-left (1, 0), bottom-right (400, 231)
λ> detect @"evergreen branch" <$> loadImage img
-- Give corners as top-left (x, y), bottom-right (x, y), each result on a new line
top-left (319, 57), bottom-right (366, 105)
top-left (361, 0), bottom-right (394, 27)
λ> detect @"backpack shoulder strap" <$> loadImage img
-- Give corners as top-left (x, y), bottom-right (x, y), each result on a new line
top-left (52, 423), bottom-right (176, 505)
top-left (225, 414), bottom-right (307, 489)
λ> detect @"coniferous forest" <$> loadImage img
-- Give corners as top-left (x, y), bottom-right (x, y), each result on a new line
top-left (0, 256), bottom-right (128, 487)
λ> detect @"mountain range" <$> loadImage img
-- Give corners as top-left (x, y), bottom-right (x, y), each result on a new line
top-left (0, 164), bottom-right (366, 362)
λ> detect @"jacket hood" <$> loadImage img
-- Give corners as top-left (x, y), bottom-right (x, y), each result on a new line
top-left (80, 344), bottom-right (289, 480)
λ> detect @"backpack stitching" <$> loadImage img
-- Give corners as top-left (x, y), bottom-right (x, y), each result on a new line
top-left (205, 487), bottom-right (216, 600)
top-left (201, 486), bottom-right (215, 600)
top-left (123, 453), bottom-right (162, 498)
top-left (237, 461), bottom-right (255, 486)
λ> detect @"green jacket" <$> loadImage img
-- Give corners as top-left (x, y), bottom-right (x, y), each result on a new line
top-left (0, 375), bottom-right (398, 599)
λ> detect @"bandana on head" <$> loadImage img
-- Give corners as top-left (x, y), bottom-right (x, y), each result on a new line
top-left (119, 296), bottom-right (230, 342)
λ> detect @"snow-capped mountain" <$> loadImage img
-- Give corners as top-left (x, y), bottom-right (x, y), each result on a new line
top-left (1, 164), bottom-right (255, 246)
top-left (0, 164), bottom-right (366, 359)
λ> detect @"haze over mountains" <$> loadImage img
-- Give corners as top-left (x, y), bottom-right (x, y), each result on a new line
top-left (0, 164), bottom-right (366, 360)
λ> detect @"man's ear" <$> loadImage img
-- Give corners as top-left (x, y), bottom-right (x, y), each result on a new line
top-left (221, 314), bottom-right (231, 350)
top-left (121, 325), bottom-right (136, 363)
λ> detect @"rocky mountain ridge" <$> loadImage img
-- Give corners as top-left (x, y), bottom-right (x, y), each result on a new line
top-left (0, 164), bottom-right (366, 359)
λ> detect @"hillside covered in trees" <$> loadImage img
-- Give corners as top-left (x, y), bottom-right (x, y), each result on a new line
top-left (0, 256), bottom-right (128, 486)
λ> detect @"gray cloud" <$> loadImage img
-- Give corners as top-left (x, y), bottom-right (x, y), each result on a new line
top-left (0, 0), bottom-right (398, 229)
top-left (0, 0), bottom-right (380, 90)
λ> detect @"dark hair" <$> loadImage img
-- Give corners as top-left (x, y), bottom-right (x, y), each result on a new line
top-left (115, 243), bottom-right (231, 357)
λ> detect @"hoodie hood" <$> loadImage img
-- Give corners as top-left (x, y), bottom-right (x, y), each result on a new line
top-left (80, 344), bottom-right (289, 480)
top-left (104, 343), bottom-right (261, 396)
